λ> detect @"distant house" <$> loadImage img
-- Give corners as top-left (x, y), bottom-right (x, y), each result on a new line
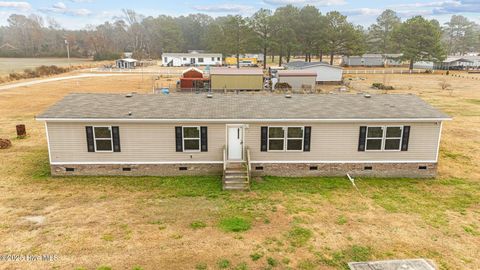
top-left (414, 56), bottom-right (480, 70)
top-left (276, 70), bottom-right (316, 89)
top-left (162, 52), bottom-right (222, 67)
top-left (210, 68), bottom-right (264, 91)
top-left (341, 54), bottom-right (404, 67)
top-left (116, 58), bottom-right (138, 69)
top-left (342, 54), bottom-right (384, 67)
top-left (434, 57), bottom-right (474, 70)
top-left (180, 67), bottom-right (209, 91)
top-left (284, 61), bottom-right (343, 84)
top-left (37, 93), bottom-right (450, 183)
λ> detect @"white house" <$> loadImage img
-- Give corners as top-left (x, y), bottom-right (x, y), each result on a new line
top-left (162, 52), bottom-right (223, 67)
top-left (284, 61), bottom-right (343, 84)
top-left (116, 58), bottom-right (138, 69)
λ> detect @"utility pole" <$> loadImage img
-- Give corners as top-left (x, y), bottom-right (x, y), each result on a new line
top-left (65, 39), bottom-right (71, 68)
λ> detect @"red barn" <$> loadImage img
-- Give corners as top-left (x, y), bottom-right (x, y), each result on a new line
top-left (180, 67), bottom-right (209, 90)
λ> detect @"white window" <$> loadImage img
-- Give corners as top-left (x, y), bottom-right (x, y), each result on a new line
top-left (198, 58), bottom-right (204, 63)
top-left (366, 126), bottom-right (403, 151)
top-left (183, 126), bottom-right (200, 152)
top-left (93, 126), bottom-right (113, 152)
top-left (385, 126), bottom-right (403, 150)
top-left (211, 57), bottom-right (215, 61)
top-left (268, 127), bottom-right (304, 152)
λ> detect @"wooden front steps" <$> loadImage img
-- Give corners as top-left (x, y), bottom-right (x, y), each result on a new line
top-left (223, 162), bottom-right (250, 191)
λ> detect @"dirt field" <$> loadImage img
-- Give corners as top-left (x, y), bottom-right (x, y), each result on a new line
top-left (0, 72), bottom-right (478, 270)
top-left (0, 58), bottom-right (93, 76)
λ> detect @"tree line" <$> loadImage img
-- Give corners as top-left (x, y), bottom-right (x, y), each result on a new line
top-left (1, 6), bottom-right (480, 69)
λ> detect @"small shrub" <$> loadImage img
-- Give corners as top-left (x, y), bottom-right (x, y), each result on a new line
top-left (336, 215), bottom-right (347, 225)
top-left (219, 217), bottom-right (251, 232)
top-left (274, 82), bottom-right (292, 90)
top-left (439, 79), bottom-right (451, 90)
top-left (372, 82), bottom-right (394, 90)
top-left (267, 257), bottom-right (278, 267)
top-left (287, 226), bottom-right (313, 247)
top-left (96, 267), bottom-right (112, 270)
top-left (217, 259), bottom-right (231, 269)
top-left (195, 263), bottom-right (207, 270)
top-left (190, 221), bottom-right (207, 229)
top-left (463, 225), bottom-right (480, 236)
top-left (250, 252), bottom-right (263, 261)
top-left (132, 267), bottom-right (144, 270)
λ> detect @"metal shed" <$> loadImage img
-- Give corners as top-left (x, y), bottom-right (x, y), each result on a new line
top-left (277, 70), bottom-right (316, 89)
top-left (284, 61), bottom-right (343, 84)
top-left (209, 68), bottom-right (264, 91)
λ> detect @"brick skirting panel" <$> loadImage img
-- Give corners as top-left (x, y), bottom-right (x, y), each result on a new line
top-left (51, 164), bottom-right (223, 176)
top-left (251, 162), bottom-right (437, 178)
top-left (51, 162), bottom-right (437, 178)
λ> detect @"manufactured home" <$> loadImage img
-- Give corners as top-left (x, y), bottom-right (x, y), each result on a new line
top-left (210, 68), bottom-right (264, 91)
top-left (342, 54), bottom-right (384, 67)
top-left (37, 93), bottom-right (449, 189)
top-left (162, 52), bottom-right (222, 67)
top-left (284, 61), bottom-right (343, 84)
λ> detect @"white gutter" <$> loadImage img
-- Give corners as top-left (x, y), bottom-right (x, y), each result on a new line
top-left (36, 117), bottom-right (452, 123)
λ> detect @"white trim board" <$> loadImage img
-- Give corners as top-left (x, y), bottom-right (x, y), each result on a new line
top-left (44, 122), bottom-right (52, 164)
top-left (36, 118), bottom-right (452, 123)
top-left (50, 160), bottom-right (437, 165)
top-left (435, 121), bottom-right (443, 162)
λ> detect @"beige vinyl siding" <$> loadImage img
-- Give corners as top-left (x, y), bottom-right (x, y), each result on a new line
top-left (46, 121), bottom-right (441, 164)
top-left (210, 75), bottom-right (263, 90)
top-left (245, 122), bottom-right (440, 162)
top-left (278, 76), bottom-right (316, 89)
top-left (47, 122), bottom-right (225, 163)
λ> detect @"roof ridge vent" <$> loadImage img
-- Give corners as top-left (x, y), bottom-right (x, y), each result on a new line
top-left (207, 93), bottom-right (213, 98)
top-left (285, 94), bottom-right (292, 98)
top-left (364, 93), bottom-right (371, 98)
top-left (125, 93), bottom-right (133, 98)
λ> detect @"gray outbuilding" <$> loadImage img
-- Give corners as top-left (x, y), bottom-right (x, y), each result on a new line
top-left (283, 61), bottom-right (343, 84)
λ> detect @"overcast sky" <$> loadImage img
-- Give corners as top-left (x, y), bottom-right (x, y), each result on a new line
top-left (0, 0), bottom-right (479, 29)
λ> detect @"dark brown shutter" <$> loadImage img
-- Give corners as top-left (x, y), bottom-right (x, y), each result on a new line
top-left (401, 126), bottom-right (410, 151)
top-left (358, 126), bottom-right (367, 151)
top-left (261, 126), bottom-right (268, 152)
top-left (175, 126), bottom-right (183, 152)
top-left (200, 126), bottom-right (208, 152)
top-left (112, 126), bottom-right (121, 152)
top-left (303, 126), bottom-right (311, 152)
top-left (86, 126), bottom-right (95, 152)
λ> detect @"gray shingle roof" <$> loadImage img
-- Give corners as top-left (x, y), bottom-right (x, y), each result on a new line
top-left (284, 61), bottom-right (342, 70)
top-left (36, 93), bottom-right (450, 120)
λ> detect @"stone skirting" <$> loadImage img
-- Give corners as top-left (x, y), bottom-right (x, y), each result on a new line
top-left (51, 162), bottom-right (437, 178)
top-left (250, 162), bottom-right (437, 178)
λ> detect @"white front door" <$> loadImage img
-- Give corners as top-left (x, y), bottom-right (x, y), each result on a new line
top-left (228, 126), bottom-right (243, 160)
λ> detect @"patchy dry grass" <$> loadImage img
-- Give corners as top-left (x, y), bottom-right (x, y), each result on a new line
top-left (0, 73), bottom-right (479, 269)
